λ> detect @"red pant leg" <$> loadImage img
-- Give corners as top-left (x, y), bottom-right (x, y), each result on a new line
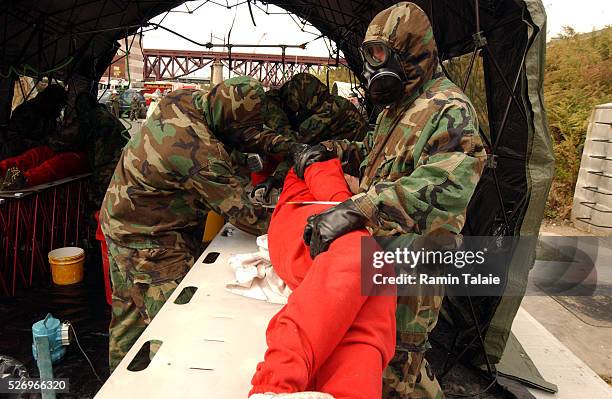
top-left (0, 145), bottom-right (55, 176)
top-left (24, 151), bottom-right (89, 187)
top-left (251, 159), bottom-right (396, 397)
top-left (313, 293), bottom-right (396, 399)
top-left (314, 344), bottom-right (384, 399)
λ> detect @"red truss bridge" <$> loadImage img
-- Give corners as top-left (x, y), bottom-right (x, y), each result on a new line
top-left (142, 49), bottom-right (346, 86)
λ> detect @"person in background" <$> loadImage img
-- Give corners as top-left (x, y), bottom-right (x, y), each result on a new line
top-left (100, 76), bottom-right (296, 371)
top-left (70, 92), bottom-right (128, 217)
top-left (109, 90), bottom-right (120, 118)
top-left (129, 94), bottom-right (140, 121)
top-left (292, 3), bottom-right (487, 397)
top-left (0, 84), bottom-right (67, 159)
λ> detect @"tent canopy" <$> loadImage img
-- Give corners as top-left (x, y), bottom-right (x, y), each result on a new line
top-left (0, 0), bottom-right (553, 363)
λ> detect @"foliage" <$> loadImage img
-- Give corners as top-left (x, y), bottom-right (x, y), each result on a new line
top-left (544, 26), bottom-right (612, 219)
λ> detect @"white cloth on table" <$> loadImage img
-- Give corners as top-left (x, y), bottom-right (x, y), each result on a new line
top-left (225, 235), bottom-right (291, 304)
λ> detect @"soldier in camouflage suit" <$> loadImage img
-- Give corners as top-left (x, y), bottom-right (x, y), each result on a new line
top-left (254, 73), bottom-right (368, 199)
top-left (100, 76), bottom-right (292, 371)
top-left (108, 91), bottom-right (120, 118)
top-left (264, 72), bottom-right (368, 144)
top-left (71, 92), bottom-right (128, 213)
top-left (129, 94), bottom-right (140, 121)
top-left (293, 3), bottom-right (487, 398)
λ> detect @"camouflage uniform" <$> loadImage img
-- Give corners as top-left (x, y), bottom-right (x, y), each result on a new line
top-left (108, 93), bottom-right (120, 118)
top-left (262, 88), bottom-right (295, 138)
top-left (276, 72), bottom-right (367, 143)
top-left (129, 95), bottom-right (140, 121)
top-left (263, 73), bottom-right (368, 182)
top-left (76, 97), bottom-right (128, 213)
top-left (324, 3), bottom-right (486, 397)
top-left (49, 92), bottom-right (128, 237)
top-left (101, 76), bottom-right (286, 370)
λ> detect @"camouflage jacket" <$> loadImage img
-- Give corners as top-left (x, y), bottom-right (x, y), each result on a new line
top-left (80, 105), bottom-right (128, 209)
top-left (330, 4), bottom-right (487, 393)
top-left (263, 89), bottom-right (295, 138)
top-left (328, 74), bottom-right (486, 237)
top-left (100, 77), bottom-right (275, 252)
top-left (262, 73), bottom-right (368, 182)
top-left (47, 102), bottom-right (127, 210)
top-left (264, 73), bottom-right (368, 144)
top-left (325, 3), bottom-right (486, 238)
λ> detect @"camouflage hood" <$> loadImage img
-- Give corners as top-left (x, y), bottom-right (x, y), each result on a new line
top-left (364, 2), bottom-right (439, 97)
top-left (196, 76), bottom-right (266, 136)
top-left (280, 72), bottom-right (330, 115)
top-left (194, 76), bottom-right (292, 154)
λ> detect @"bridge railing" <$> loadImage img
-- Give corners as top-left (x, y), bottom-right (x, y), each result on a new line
top-left (142, 49), bottom-right (345, 86)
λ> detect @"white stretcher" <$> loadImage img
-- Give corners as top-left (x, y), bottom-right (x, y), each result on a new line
top-left (95, 224), bottom-right (283, 398)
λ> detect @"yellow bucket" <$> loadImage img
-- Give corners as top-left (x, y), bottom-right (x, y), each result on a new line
top-left (203, 211), bottom-right (225, 242)
top-left (48, 247), bottom-right (85, 285)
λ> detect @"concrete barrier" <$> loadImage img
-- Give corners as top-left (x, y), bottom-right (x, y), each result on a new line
top-left (571, 103), bottom-right (612, 235)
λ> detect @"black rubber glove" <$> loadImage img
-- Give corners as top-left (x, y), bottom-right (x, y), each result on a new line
top-left (250, 176), bottom-right (278, 201)
top-left (303, 199), bottom-right (367, 258)
top-left (246, 153), bottom-right (265, 172)
top-left (291, 143), bottom-right (335, 179)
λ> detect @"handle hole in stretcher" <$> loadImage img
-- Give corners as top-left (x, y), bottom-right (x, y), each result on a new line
top-left (174, 286), bottom-right (197, 304)
top-left (127, 339), bottom-right (163, 372)
top-left (203, 252), bottom-right (220, 264)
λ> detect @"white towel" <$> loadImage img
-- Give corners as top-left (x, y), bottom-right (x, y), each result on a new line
top-left (226, 235), bottom-right (292, 304)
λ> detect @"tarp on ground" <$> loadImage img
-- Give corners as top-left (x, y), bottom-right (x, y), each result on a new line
top-left (0, 0), bottom-right (554, 366)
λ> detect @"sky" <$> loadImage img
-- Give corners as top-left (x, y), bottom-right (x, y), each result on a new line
top-left (142, 0), bottom-right (610, 79)
top-left (144, 2), bottom-right (332, 57)
top-left (144, 0), bottom-right (611, 55)
top-left (544, 0), bottom-right (610, 39)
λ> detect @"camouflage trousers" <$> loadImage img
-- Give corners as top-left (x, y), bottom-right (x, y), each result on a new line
top-left (107, 241), bottom-right (195, 371)
top-left (383, 294), bottom-right (445, 399)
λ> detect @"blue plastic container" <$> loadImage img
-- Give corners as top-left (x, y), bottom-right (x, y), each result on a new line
top-left (32, 313), bottom-right (67, 364)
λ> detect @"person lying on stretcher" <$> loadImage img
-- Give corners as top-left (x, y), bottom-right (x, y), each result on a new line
top-left (248, 158), bottom-right (397, 399)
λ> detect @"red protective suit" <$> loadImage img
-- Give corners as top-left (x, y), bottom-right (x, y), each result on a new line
top-left (0, 146), bottom-right (88, 187)
top-left (250, 159), bottom-right (397, 398)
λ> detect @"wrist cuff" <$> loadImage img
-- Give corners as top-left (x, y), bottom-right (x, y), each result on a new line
top-left (351, 193), bottom-right (379, 227)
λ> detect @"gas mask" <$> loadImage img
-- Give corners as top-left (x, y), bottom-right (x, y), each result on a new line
top-left (360, 41), bottom-right (408, 106)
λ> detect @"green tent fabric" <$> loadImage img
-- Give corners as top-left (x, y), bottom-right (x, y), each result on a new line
top-left (482, 0), bottom-right (554, 362)
top-left (496, 332), bottom-right (558, 393)
top-left (0, 0), bottom-right (554, 376)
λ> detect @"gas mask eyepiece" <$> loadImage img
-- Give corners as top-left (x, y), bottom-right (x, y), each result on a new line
top-left (360, 41), bottom-right (407, 106)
